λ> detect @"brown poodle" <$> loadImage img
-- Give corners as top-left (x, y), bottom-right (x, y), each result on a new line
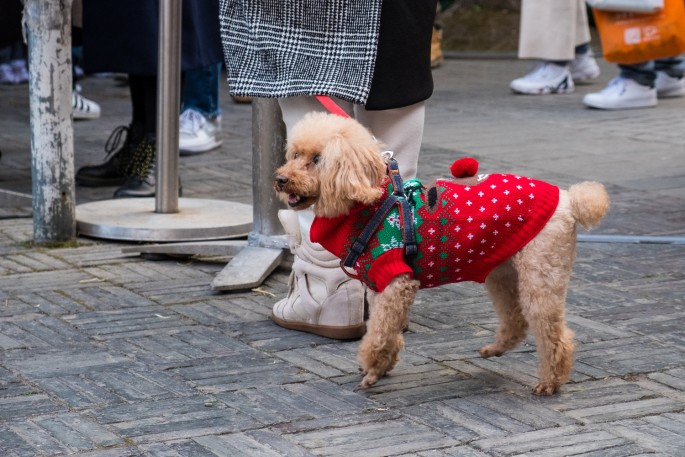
top-left (274, 112), bottom-right (610, 395)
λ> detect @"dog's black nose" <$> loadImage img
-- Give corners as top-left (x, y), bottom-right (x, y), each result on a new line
top-left (275, 175), bottom-right (289, 188)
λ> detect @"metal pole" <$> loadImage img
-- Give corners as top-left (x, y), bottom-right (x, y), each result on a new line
top-left (24, 0), bottom-right (76, 242)
top-left (578, 234), bottom-right (685, 245)
top-left (155, 0), bottom-right (182, 213)
top-left (248, 98), bottom-right (287, 247)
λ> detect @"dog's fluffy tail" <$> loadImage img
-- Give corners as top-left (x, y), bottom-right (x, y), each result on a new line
top-left (568, 182), bottom-right (610, 230)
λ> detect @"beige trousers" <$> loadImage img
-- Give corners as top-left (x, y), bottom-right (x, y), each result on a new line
top-left (518, 0), bottom-right (592, 61)
top-left (278, 97), bottom-right (425, 180)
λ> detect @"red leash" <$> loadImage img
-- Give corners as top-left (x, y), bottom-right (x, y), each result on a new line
top-left (315, 95), bottom-right (350, 118)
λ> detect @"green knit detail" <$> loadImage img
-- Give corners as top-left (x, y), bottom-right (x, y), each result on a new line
top-left (368, 179), bottom-right (425, 271)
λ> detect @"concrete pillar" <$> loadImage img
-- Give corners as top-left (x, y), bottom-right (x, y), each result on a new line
top-left (24, 0), bottom-right (76, 243)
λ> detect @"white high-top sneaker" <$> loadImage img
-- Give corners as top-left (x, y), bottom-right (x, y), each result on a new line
top-left (272, 210), bottom-right (366, 340)
top-left (583, 77), bottom-right (657, 110)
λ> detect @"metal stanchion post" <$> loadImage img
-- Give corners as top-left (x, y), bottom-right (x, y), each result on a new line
top-left (156, 0), bottom-right (181, 213)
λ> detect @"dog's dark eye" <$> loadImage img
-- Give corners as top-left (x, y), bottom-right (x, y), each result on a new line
top-left (293, 153), bottom-right (299, 159)
top-left (312, 155), bottom-right (320, 165)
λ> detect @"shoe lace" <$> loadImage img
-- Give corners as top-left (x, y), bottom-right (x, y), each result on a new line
top-left (104, 125), bottom-right (131, 156)
top-left (179, 109), bottom-right (205, 134)
top-left (603, 77), bottom-right (626, 94)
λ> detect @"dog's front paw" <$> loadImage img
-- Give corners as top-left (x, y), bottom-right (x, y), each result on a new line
top-left (358, 370), bottom-right (381, 388)
top-left (532, 381), bottom-right (559, 396)
top-left (479, 344), bottom-right (504, 358)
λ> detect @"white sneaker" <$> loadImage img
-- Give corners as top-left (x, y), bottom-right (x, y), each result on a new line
top-left (510, 62), bottom-right (574, 95)
top-left (179, 108), bottom-right (222, 155)
top-left (72, 92), bottom-right (101, 119)
top-left (583, 77), bottom-right (657, 110)
top-left (655, 71), bottom-right (685, 98)
top-left (570, 50), bottom-right (600, 82)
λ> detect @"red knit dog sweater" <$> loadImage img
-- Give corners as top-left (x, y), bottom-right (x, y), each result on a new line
top-left (310, 158), bottom-right (560, 292)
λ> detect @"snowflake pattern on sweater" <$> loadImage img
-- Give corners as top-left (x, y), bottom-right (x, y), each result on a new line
top-left (310, 174), bottom-right (560, 292)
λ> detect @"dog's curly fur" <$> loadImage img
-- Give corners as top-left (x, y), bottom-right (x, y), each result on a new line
top-left (274, 112), bottom-right (610, 395)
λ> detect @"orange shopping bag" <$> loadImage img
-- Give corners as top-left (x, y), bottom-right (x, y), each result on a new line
top-left (592, 0), bottom-right (685, 63)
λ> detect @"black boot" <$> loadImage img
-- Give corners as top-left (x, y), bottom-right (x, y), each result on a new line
top-left (75, 124), bottom-right (142, 187)
top-left (113, 138), bottom-right (183, 199)
top-left (113, 138), bottom-right (156, 198)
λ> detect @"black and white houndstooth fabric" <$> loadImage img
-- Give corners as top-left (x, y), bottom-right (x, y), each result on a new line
top-left (219, 0), bottom-right (382, 105)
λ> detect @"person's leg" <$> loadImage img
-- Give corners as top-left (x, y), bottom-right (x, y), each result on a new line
top-left (114, 74), bottom-right (159, 198)
top-left (512, 0), bottom-right (597, 94)
top-left (569, 0), bottom-right (600, 83)
top-left (179, 63), bottom-right (223, 155)
top-left (518, 0), bottom-right (577, 61)
top-left (182, 63), bottom-right (221, 118)
top-left (354, 102), bottom-right (425, 180)
top-left (618, 61), bottom-right (656, 87)
top-left (271, 95), bottom-right (367, 340)
top-left (75, 74), bottom-right (147, 186)
top-left (583, 62), bottom-right (658, 110)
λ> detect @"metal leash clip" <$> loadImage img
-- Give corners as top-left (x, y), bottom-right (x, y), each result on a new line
top-left (380, 150), bottom-right (394, 163)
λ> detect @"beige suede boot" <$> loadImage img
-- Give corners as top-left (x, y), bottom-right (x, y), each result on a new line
top-left (272, 210), bottom-right (366, 340)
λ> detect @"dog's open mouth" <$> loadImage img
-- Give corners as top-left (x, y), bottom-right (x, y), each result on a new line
top-left (287, 193), bottom-right (311, 208)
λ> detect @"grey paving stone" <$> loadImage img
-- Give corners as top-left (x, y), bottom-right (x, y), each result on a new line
top-left (217, 380), bottom-right (376, 425)
top-left (285, 417), bottom-right (461, 457)
top-left (608, 412), bottom-right (685, 456)
top-left (0, 390), bottom-right (62, 421)
top-left (164, 432), bottom-right (316, 457)
top-left (4, 348), bottom-right (132, 378)
top-left (472, 425), bottom-right (639, 457)
top-left (62, 306), bottom-right (198, 340)
top-left (105, 328), bottom-right (256, 368)
top-left (577, 336), bottom-right (685, 375)
top-left (171, 353), bottom-right (315, 394)
top-left (171, 298), bottom-right (270, 325)
top-left (12, 290), bottom-right (100, 315)
top-left (94, 396), bottom-right (260, 443)
top-left (0, 422), bottom-right (69, 457)
top-left (273, 344), bottom-right (361, 379)
top-left (36, 365), bottom-right (197, 409)
top-left (0, 269), bottom-right (93, 292)
top-left (53, 286), bottom-right (158, 311)
top-left (0, 315), bottom-right (90, 349)
top-left (649, 368), bottom-right (685, 391)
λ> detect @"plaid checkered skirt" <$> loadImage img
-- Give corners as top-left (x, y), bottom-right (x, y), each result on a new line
top-left (219, 0), bottom-right (382, 105)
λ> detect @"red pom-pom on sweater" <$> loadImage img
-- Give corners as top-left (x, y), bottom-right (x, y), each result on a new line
top-left (450, 157), bottom-right (479, 178)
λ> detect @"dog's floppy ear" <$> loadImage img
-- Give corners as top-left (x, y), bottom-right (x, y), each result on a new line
top-left (317, 133), bottom-right (386, 217)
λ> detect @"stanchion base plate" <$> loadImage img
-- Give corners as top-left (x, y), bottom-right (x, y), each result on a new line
top-left (76, 198), bottom-right (252, 242)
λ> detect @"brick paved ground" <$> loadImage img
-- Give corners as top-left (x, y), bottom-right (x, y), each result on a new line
top-left (1, 58), bottom-right (684, 456)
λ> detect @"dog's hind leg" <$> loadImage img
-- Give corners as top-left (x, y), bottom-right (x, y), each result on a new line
top-left (358, 274), bottom-right (419, 388)
top-left (514, 209), bottom-right (577, 396)
top-left (480, 259), bottom-right (529, 358)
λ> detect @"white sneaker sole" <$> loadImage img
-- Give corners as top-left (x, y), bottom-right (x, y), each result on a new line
top-left (583, 96), bottom-right (657, 110)
top-left (657, 86), bottom-right (685, 98)
top-left (179, 139), bottom-right (223, 155)
top-left (73, 110), bottom-right (101, 120)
